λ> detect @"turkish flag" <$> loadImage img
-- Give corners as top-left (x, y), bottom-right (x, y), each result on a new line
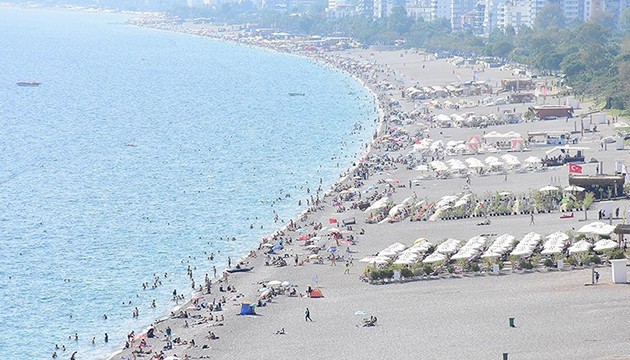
top-left (569, 163), bottom-right (583, 174)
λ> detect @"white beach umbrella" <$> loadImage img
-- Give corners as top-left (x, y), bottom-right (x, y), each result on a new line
top-left (436, 114), bottom-right (451, 122)
top-left (501, 154), bottom-right (521, 166)
top-left (423, 252), bottom-right (447, 264)
top-left (394, 258), bottom-right (416, 265)
top-left (564, 185), bottom-right (585, 192)
top-left (267, 280), bottom-right (282, 287)
top-left (541, 247), bottom-right (563, 255)
top-left (594, 239), bottom-right (618, 251)
top-left (465, 158), bottom-right (485, 168)
top-left (447, 159), bottom-right (467, 171)
top-left (484, 156), bottom-right (500, 164)
top-left (365, 197), bottom-right (389, 212)
top-left (539, 185), bottom-right (560, 192)
top-left (430, 160), bottom-right (449, 171)
top-left (577, 222), bottom-right (616, 236)
top-left (436, 238), bottom-right (461, 254)
top-left (481, 251), bottom-right (502, 259)
top-left (524, 156), bottom-right (541, 164)
top-left (510, 246), bottom-right (534, 257)
top-left (568, 240), bottom-right (593, 254)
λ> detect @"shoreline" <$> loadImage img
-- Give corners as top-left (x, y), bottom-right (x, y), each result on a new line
top-left (78, 14), bottom-right (625, 358)
top-left (107, 18), bottom-right (391, 360)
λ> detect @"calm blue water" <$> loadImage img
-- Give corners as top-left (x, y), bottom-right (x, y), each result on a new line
top-left (0, 8), bottom-right (376, 359)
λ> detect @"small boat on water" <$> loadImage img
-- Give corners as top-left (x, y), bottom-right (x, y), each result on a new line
top-left (16, 82), bottom-right (41, 87)
top-left (225, 266), bottom-right (254, 273)
top-left (288, 92), bottom-right (305, 96)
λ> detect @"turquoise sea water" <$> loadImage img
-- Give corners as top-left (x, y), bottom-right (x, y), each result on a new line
top-left (0, 8), bottom-right (376, 359)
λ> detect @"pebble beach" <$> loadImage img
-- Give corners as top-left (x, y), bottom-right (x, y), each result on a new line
top-left (112, 20), bottom-right (630, 360)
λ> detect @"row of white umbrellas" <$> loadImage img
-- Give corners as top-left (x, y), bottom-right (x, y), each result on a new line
top-left (362, 224), bottom-right (620, 267)
top-left (482, 234), bottom-right (516, 258)
top-left (419, 155), bottom-right (543, 173)
top-left (510, 232), bottom-right (543, 257)
top-left (451, 235), bottom-right (488, 261)
top-left (541, 232), bottom-right (570, 255)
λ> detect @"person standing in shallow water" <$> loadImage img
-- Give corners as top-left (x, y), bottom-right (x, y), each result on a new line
top-left (305, 308), bottom-right (312, 322)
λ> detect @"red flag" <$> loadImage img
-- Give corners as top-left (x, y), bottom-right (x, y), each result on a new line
top-left (328, 218), bottom-right (338, 224)
top-left (568, 163), bottom-right (582, 174)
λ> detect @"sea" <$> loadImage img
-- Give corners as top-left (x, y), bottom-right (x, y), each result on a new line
top-left (0, 7), bottom-right (377, 359)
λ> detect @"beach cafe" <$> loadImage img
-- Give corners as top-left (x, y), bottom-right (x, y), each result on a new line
top-left (543, 145), bottom-right (588, 166)
top-left (527, 131), bottom-right (574, 146)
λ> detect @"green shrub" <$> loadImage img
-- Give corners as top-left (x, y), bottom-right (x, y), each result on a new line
top-left (566, 256), bottom-right (577, 266)
top-left (543, 258), bottom-right (554, 267)
top-left (520, 260), bottom-right (533, 269)
top-left (423, 264), bottom-right (433, 275)
top-left (610, 249), bottom-right (626, 259)
top-left (381, 269), bottom-right (394, 279)
top-left (369, 270), bottom-right (381, 281)
top-left (591, 255), bottom-right (602, 264)
top-left (400, 268), bottom-right (413, 278)
top-left (471, 263), bottom-right (481, 272)
top-left (447, 265), bottom-right (456, 273)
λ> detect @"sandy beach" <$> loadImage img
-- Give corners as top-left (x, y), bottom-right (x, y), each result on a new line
top-left (111, 20), bottom-right (630, 360)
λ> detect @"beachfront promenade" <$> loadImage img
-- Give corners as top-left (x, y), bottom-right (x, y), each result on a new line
top-left (114, 20), bottom-right (630, 360)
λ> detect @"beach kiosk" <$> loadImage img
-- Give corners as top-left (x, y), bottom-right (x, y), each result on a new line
top-left (569, 174), bottom-right (625, 200)
top-left (543, 145), bottom-right (588, 167)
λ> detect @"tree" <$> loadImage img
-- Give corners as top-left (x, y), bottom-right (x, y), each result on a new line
top-left (534, 4), bottom-right (566, 30)
top-left (492, 40), bottom-right (513, 59)
top-left (387, 6), bottom-right (413, 34)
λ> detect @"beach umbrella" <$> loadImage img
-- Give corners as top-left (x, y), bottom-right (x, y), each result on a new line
top-left (510, 246), bottom-right (533, 257)
top-left (261, 243), bottom-right (274, 248)
top-left (191, 292), bottom-right (204, 301)
top-left (568, 240), bottom-right (593, 254)
top-left (368, 258), bottom-right (390, 266)
top-left (594, 239), bottom-right (618, 251)
top-left (365, 197), bottom-right (389, 212)
top-left (267, 280), bottom-right (282, 287)
top-left (524, 156), bottom-right (541, 164)
top-left (465, 158), bottom-right (485, 168)
top-left (564, 185), bottom-right (585, 192)
top-left (309, 254), bottom-right (320, 260)
top-left (272, 244), bottom-right (284, 251)
top-left (436, 238), bottom-right (461, 254)
top-left (577, 222), bottom-right (616, 236)
top-left (281, 281), bottom-right (292, 287)
top-left (539, 185), bottom-right (560, 192)
top-left (423, 252), bottom-right (447, 264)
top-left (414, 237), bottom-right (428, 245)
top-left (305, 244), bottom-right (320, 250)
top-left (394, 258), bottom-right (416, 265)
top-left (430, 160), bottom-right (449, 171)
top-left (481, 251), bottom-right (502, 259)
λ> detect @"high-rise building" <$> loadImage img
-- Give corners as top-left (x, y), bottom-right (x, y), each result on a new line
top-left (357, 0), bottom-right (375, 16)
top-left (451, 0), bottom-right (478, 28)
top-left (432, 0), bottom-right (452, 20)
